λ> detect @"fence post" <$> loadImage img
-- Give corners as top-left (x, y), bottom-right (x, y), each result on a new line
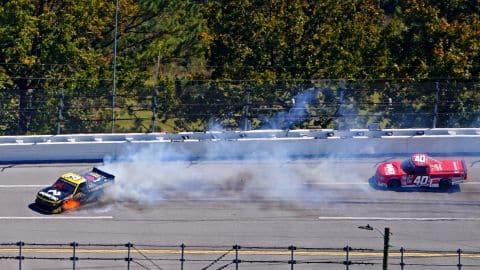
top-left (57, 90), bottom-right (64, 135)
top-left (243, 86), bottom-right (251, 131)
top-left (433, 82), bottom-right (439, 128)
top-left (400, 247), bottom-right (405, 270)
top-left (16, 241), bottom-right (24, 270)
top-left (70, 242), bottom-right (78, 270)
top-left (343, 246), bottom-right (352, 270)
top-left (180, 243), bottom-right (185, 270)
top-left (457, 249), bottom-right (462, 270)
top-left (125, 242), bottom-right (133, 270)
top-left (233, 245), bottom-right (241, 270)
top-left (383, 227), bottom-right (390, 270)
top-left (151, 87), bottom-right (158, 133)
top-left (336, 87), bottom-right (346, 130)
top-left (288, 245), bottom-right (296, 270)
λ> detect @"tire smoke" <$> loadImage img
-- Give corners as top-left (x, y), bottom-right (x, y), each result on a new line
top-left (100, 142), bottom-right (367, 206)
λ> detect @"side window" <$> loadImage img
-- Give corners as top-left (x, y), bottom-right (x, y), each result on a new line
top-left (401, 159), bottom-right (415, 174)
top-left (414, 166), bottom-right (427, 175)
top-left (405, 165), bottom-right (414, 174)
top-left (78, 183), bottom-right (87, 193)
top-left (87, 181), bottom-right (95, 189)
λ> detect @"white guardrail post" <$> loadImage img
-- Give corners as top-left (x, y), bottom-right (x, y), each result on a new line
top-left (0, 128), bottom-right (479, 163)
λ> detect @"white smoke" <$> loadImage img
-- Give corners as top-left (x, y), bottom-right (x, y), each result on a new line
top-left (100, 142), bottom-right (367, 207)
top-left (260, 89), bottom-right (318, 129)
top-left (99, 88), bottom-right (369, 207)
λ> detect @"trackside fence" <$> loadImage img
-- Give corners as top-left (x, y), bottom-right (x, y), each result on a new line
top-left (0, 242), bottom-right (479, 269)
top-left (2, 79), bottom-right (480, 135)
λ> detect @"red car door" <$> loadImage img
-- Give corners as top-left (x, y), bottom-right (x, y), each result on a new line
top-left (407, 165), bottom-right (431, 187)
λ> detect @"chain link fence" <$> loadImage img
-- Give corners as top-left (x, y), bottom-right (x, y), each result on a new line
top-left (1, 79), bottom-right (479, 135)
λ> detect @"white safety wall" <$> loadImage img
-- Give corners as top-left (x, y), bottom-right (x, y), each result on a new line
top-left (0, 128), bottom-right (479, 163)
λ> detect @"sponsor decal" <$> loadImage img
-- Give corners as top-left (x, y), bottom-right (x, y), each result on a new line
top-left (86, 173), bottom-right (101, 182)
top-left (384, 164), bottom-right (395, 175)
top-left (431, 163), bottom-right (442, 171)
top-left (39, 190), bottom-right (60, 201)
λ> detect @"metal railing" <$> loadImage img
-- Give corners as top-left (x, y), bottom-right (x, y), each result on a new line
top-left (1, 242), bottom-right (479, 269)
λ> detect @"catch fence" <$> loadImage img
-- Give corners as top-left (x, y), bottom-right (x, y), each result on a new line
top-left (0, 242), bottom-right (479, 270)
top-left (1, 79), bottom-right (479, 135)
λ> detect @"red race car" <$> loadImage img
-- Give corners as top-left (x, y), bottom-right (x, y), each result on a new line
top-left (375, 153), bottom-right (467, 190)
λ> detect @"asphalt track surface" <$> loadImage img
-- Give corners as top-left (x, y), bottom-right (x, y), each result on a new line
top-left (1, 155), bottom-right (480, 269)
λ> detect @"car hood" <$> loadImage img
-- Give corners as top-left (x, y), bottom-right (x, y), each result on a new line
top-left (377, 161), bottom-right (405, 176)
top-left (37, 187), bottom-right (71, 202)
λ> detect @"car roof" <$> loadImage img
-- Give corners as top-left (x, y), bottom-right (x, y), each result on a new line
top-left (410, 153), bottom-right (429, 166)
top-left (60, 173), bottom-right (85, 185)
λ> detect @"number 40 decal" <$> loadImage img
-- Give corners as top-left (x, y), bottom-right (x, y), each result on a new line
top-left (414, 176), bottom-right (430, 186)
top-left (414, 155), bottom-right (426, 163)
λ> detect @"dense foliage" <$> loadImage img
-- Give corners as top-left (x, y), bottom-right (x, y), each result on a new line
top-left (0, 0), bottom-right (479, 134)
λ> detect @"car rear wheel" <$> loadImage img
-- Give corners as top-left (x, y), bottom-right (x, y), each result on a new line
top-left (387, 179), bottom-right (401, 189)
top-left (439, 179), bottom-right (452, 191)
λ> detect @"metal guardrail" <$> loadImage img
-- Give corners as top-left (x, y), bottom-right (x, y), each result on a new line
top-left (1, 128), bottom-right (480, 163)
top-left (1, 128), bottom-right (479, 145)
top-left (1, 242), bottom-right (478, 270)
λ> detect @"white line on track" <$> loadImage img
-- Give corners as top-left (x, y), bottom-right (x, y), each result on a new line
top-left (318, 216), bottom-right (480, 221)
top-left (0, 185), bottom-right (46, 188)
top-left (0, 216), bottom-right (113, 220)
top-left (0, 183), bottom-right (478, 188)
top-left (303, 182), bottom-right (369, 186)
top-left (307, 182), bottom-right (480, 185)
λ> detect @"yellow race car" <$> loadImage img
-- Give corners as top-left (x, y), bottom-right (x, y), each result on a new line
top-left (35, 167), bottom-right (115, 214)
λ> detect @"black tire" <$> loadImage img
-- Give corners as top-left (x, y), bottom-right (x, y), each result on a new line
top-left (439, 179), bottom-right (452, 191)
top-left (51, 206), bottom-right (63, 214)
top-left (387, 179), bottom-right (401, 189)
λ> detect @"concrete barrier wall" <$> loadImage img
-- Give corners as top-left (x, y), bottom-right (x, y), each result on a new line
top-left (1, 128), bottom-right (479, 163)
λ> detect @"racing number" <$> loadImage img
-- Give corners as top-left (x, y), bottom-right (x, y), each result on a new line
top-left (413, 176), bottom-right (430, 186)
top-left (47, 189), bottom-right (61, 196)
top-left (414, 155), bottom-right (426, 163)
top-left (70, 174), bottom-right (82, 181)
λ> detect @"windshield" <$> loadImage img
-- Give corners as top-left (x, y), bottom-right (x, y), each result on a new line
top-left (400, 159), bottom-right (414, 174)
top-left (51, 178), bottom-right (76, 194)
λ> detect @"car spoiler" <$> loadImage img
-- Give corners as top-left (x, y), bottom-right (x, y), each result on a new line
top-left (461, 160), bottom-right (468, 176)
top-left (92, 167), bottom-right (115, 180)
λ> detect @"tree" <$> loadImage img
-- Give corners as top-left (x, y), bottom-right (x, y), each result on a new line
top-left (0, 0), bottom-right (117, 134)
top-left (102, 0), bottom-right (210, 132)
top-left (204, 0), bottom-right (389, 128)
top-left (0, 0), bottom-right (210, 134)
top-left (378, 0), bottom-right (480, 127)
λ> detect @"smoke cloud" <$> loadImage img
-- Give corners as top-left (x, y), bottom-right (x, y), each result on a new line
top-left (261, 89), bottom-right (318, 129)
top-left (101, 144), bottom-right (301, 204)
top-left (99, 88), bottom-right (369, 208)
top-left (100, 142), bottom-right (367, 207)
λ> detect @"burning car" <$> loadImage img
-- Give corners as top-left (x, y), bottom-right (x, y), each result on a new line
top-left (35, 167), bottom-right (115, 213)
top-left (375, 153), bottom-right (467, 190)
